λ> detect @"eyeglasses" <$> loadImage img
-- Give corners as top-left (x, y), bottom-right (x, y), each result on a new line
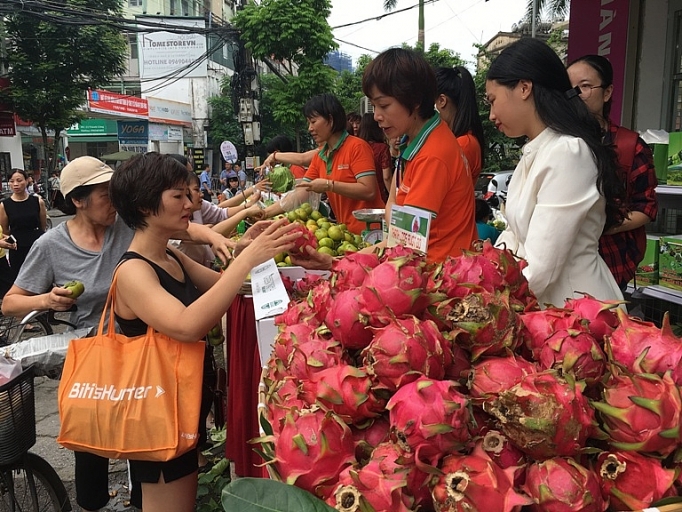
top-left (578, 83), bottom-right (604, 99)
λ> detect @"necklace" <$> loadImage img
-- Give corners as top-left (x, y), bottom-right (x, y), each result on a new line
top-left (11, 193), bottom-right (29, 202)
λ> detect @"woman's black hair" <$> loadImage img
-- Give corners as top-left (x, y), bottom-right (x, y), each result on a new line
top-left (302, 94), bottom-right (347, 134)
top-left (362, 47), bottom-right (437, 121)
top-left (357, 113), bottom-right (385, 144)
top-left (168, 153), bottom-right (189, 168)
top-left (568, 54), bottom-right (614, 119)
top-left (110, 152), bottom-right (190, 230)
top-left (487, 38), bottom-right (625, 230)
top-left (435, 66), bottom-right (486, 168)
top-left (62, 184), bottom-right (98, 216)
top-left (265, 135), bottom-right (294, 154)
top-left (9, 169), bottom-right (28, 180)
top-left (475, 198), bottom-right (492, 223)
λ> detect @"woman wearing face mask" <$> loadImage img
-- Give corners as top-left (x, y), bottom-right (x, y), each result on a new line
top-left (567, 54), bottom-right (658, 291)
top-left (486, 38), bottom-right (626, 307)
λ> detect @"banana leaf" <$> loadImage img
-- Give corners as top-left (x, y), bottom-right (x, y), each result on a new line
top-left (221, 478), bottom-right (335, 511)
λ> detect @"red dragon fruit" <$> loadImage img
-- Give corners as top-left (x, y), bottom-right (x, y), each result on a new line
top-left (563, 293), bottom-right (622, 342)
top-left (467, 354), bottom-right (538, 401)
top-left (434, 289), bottom-right (520, 360)
top-left (276, 336), bottom-right (347, 381)
top-left (327, 459), bottom-right (415, 512)
top-left (351, 415), bottom-right (391, 462)
top-left (370, 441), bottom-right (432, 508)
top-left (265, 377), bottom-right (305, 435)
top-left (481, 240), bottom-right (537, 309)
top-left (479, 429), bottom-right (526, 470)
top-left (272, 407), bottom-right (356, 499)
top-left (291, 273), bottom-right (325, 298)
top-left (362, 316), bottom-right (449, 392)
top-left (300, 364), bottom-right (387, 425)
top-left (442, 330), bottom-right (472, 382)
top-left (308, 279), bottom-right (333, 324)
top-left (596, 450), bottom-right (678, 510)
top-left (529, 328), bottom-right (606, 385)
top-left (592, 369), bottom-right (682, 456)
top-left (274, 298), bottom-right (320, 327)
top-left (429, 250), bottom-right (505, 298)
top-left (331, 251), bottom-right (381, 292)
top-left (519, 307), bottom-right (588, 348)
top-left (484, 370), bottom-right (596, 460)
top-left (387, 377), bottom-right (470, 467)
top-left (523, 457), bottom-right (607, 512)
top-left (287, 222), bottom-right (318, 256)
top-left (359, 256), bottom-right (428, 326)
top-left (271, 323), bottom-right (317, 363)
top-left (324, 289), bottom-right (373, 350)
top-left (608, 310), bottom-right (682, 385)
top-left (430, 443), bottom-right (532, 512)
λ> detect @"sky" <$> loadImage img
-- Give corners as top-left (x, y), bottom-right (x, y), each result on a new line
top-left (328, 0), bottom-right (530, 69)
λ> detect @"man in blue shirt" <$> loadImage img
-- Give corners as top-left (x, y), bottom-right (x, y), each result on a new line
top-left (234, 162), bottom-right (247, 191)
top-left (219, 161), bottom-right (232, 190)
top-left (200, 165), bottom-right (213, 201)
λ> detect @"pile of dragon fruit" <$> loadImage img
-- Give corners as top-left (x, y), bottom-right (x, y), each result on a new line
top-left (259, 242), bottom-right (682, 512)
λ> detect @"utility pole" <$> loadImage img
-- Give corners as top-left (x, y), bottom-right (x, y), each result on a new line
top-left (531, 0), bottom-right (537, 38)
top-left (234, 0), bottom-right (260, 178)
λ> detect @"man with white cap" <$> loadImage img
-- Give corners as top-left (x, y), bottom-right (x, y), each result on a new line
top-left (1, 155), bottom-right (233, 511)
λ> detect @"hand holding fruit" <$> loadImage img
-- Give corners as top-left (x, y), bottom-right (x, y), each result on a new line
top-left (236, 218), bottom-right (298, 267)
top-left (63, 280), bottom-right (85, 299)
top-left (295, 178), bottom-right (328, 194)
top-left (44, 280), bottom-right (84, 311)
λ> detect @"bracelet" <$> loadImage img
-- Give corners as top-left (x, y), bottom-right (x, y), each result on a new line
top-left (331, 180), bottom-right (335, 192)
top-left (326, 179), bottom-right (330, 191)
top-left (272, 151), bottom-right (278, 164)
top-left (242, 190), bottom-right (247, 202)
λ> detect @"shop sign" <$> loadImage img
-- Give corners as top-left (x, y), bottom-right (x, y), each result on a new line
top-left (137, 18), bottom-right (207, 79)
top-left (567, 0), bottom-right (630, 124)
top-left (387, 205), bottom-right (431, 254)
top-left (148, 97), bottom-right (192, 127)
top-left (67, 119), bottom-right (118, 136)
top-left (149, 123), bottom-right (183, 142)
top-left (119, 144), bottom-right (148, 153)
top-left (0, 112), bottom-right (16, 137)
top-left (88, 90), bottom-right (149, 118)
top-left (190, 147), bottom-right (204, 169)
top-left (117, 120), bottom-right (149, 144)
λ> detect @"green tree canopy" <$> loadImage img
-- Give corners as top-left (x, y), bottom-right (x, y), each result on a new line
top-left (3, 0), bottom-right (126, 174)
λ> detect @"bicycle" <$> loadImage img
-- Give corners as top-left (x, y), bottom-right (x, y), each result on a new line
top-left (0, 306), bottom-right (53, 348)
top-left (0, 365), bottom-right (72, 511)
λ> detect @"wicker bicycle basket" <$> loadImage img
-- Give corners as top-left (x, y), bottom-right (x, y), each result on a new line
top-left (0, 365), bottom-right (36, 466)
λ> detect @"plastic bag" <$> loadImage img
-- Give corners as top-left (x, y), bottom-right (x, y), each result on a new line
top-left (279, 190), bottom-right (321, 213)
top-left (0, 356), bottom-right (22, 386)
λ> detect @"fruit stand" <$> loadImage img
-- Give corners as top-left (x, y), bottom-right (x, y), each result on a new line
top-left (226, 241), bottom-right (682, 512)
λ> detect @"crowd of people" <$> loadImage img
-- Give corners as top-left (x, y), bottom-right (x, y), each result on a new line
top-left (0, 38), bottom-right (659, 512)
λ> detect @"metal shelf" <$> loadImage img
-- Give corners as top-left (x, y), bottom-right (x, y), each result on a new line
top-left (630, 284), bottom-right (682, 306)
top-left (657, 185), bottom-right (682, 195)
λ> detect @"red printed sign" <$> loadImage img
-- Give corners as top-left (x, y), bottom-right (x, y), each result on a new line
top-left (87, 90), bottom-right (149, 118)
top-left (567, 0), bottom-right (631, 124)
top-left (0, 112), bottom-right (16, 137)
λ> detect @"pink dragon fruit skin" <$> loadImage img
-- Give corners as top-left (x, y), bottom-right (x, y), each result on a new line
top-left (273, 407), bottom-right (356, 499)
top-left (596, 450), bottom-right (678, 511)
top-left (479, 430), bottom-right (526, 470)
top-left (287, 222), bottom-right (319, 256)
top-left (563, 293), bottom-right (622, 341)
top-left (350, 415), bottom-right (391, 462)
top-left (484, 370), bottom-right (596, 460)
top-left (609, 310), bottom-right (682, 385)
top-left (278, 337), bottom-right (347, 382)
top-left (519, 307), bottom-right (588, 349)
top-left (370, 441), bottom-right (432, 508)
top-left (387, 377), bottom-right (470, 467)
top-left (274, 299), bottom-right (320, 328)
top-left (592, 369), bottom-right (682, 456)
top-left (324, 289), bottom-right (373, 350)
top-left (530, 328), bottom-right (606, 385)
top-left (300, 364), bottom-right (387, 425)
top-left (362, 316), bottom-right (448, 392)
top-left (432, 252), bottom-right (506, 298)
top-left (359, 256), bottom-right (429, 326)
top-left (271, 323), bottom-right (317, 363)
top-left (430, 443), bottom-right (532, 512)
top-left (327, 460), bottom-right (415, 512)
top-left (308, 280), bottom-right (333, 324)
top-left (331, 251), bottom-right (381, 292)
top-left (523, 457), bottom-right (607, 512)
top-left (467, 354), bottom-right (538, 401)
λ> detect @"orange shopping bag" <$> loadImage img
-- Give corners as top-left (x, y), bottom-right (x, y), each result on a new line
top-left (57, 273), bottom-right (205, 461)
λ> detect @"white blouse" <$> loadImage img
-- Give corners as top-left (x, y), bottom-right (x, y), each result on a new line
top-left (495, 128), bottom-right (623, 308)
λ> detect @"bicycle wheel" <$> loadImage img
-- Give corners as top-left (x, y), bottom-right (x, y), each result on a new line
top-left (0, 452), bottom-right (71, 511)
top-left (1, 315), bottom-right (53, 346)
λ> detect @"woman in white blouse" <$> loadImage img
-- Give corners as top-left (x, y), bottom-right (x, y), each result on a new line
top-left (485, 38), bottom-right (626, 308)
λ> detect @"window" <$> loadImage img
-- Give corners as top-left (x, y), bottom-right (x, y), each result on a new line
top-left (128, 0), bottom-right (142, 6)
top-left (128, 34), bottom-right (138, 60)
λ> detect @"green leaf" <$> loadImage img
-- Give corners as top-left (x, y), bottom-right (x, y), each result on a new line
top-left (221, 478), bottom-right (336, 511)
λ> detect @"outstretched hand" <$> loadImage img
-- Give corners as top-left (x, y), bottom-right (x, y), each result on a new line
top-left (289, 245), bottom-right (334, 270)
top-left (236, 218), bottom-right (299, 267)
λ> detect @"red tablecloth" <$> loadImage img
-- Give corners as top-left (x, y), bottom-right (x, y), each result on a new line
top-left (224, 294), bottom-right (269, 478)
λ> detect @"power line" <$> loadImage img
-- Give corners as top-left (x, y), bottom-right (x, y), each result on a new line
top-left (330, 0), bottom-right (440, 30)
top-left (333, 38), bottom-right (380, 55)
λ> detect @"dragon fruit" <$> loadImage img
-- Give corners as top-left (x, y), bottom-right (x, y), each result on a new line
top-left (563, 293), bottom-right (622, 342)
top-left (277, 336), bottom-right (347, 381)
top-left (362, 316), bottom-right (449, 392)
top-left (592, 369), bottom-right (682, 456)
top-left (435, 289), bottom-right (520, 360)
top-left (359, 256), bottom-right (428, 326)
top-left (371, 441), bottom-right (432, 508)
top-left (523, 457), bottom-right (606, 512)
top-left (596, 451), bottom-right (678, 511)
top-left (351, 415), bottom-right (391, 462)
top-left (271, 323), bottom-right (317, 363)
top-left (274, 298), bottom-right (320, 327)
top-left (387, 377), bottom-right (470, 466)
top-left (442, 331), bottom-right (472, 382)
top-left (481, 240), bottom-right (537, 309)
top-left (324, 289), bottom-right (373, 350)
top-left (519, 307), bottom-right (588, 348)
top-left (272, 407), bottom-right (356, 499)
top-left (608, 310), bottom-right (682, 385)
top-left (287, 222), bottom-right (318, 256)
top-left (467, 354), bottom-right (537, 401)
top-left (331, 251), bottom-right (381, 292)
top-left (430, 443), bottom-right (532, 512)
top-left (308, 279), bottom-right (333, 324)
top-left (300, 364), bottom-right (386, 424)
top-left (484, 370), bottom-right (596, 460)
top-left (327, 459), bottom-right (415, 512)
top-left (479, 430), bottom-right (526, 470)
top-left (528, 329), bottom-right (606, 385)
top-left (428, 250), bottom-right (505, 298)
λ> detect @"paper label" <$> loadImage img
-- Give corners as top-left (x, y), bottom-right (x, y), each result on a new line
top-left (387, 204), bottom-right (431, 253)
top-left (250, 259), bottom-right (290, 320)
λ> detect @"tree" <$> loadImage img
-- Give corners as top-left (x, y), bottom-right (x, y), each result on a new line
top-left (233, 0), bottom-right (338, 150)
top-left (334, 54), bottom-right (372, 116)
top-left (3, 0), bottom-right (126, 175)
top-left (208, 78), bottom-right (245, 162)
top-left (525, 0), bottom-right (569, 24)
top-left (402, 42), bottom-right (467, 69)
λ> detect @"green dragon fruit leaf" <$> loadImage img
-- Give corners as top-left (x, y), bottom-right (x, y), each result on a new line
top-left (221, 478), bottom-right (336, 512)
